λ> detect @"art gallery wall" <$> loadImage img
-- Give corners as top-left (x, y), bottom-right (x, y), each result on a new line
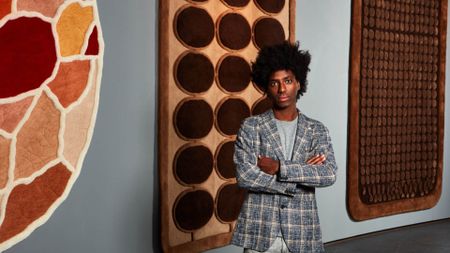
top-left (4, 0), bottom-right (450, 253)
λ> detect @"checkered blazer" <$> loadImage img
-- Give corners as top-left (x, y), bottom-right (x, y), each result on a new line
top-left (231, 110), bottom-right (337, 253)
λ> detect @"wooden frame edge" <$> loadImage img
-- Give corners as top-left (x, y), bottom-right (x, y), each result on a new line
top-left (347, 0), bottom-right (363, 221)
top-left (289, 0), bottom-right (296, 43)
top-left (158, 0), bottom-right (171, 251)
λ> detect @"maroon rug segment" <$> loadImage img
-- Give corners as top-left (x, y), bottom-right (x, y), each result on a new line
top-left (0, 17), bottom-right (56, 98)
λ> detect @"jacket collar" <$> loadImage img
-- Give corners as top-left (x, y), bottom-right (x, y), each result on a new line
top-left (259, 109), bottom-right (309, 161)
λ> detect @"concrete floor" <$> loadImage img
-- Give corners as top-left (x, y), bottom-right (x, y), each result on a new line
top-left (325, 219), bottom-right (450, 253)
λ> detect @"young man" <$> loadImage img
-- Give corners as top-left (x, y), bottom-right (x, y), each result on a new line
top-left (232, 41), bottom-right (337, 253)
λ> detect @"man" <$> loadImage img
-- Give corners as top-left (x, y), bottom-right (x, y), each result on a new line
top-left (231, 41), bottom-right (337, 253)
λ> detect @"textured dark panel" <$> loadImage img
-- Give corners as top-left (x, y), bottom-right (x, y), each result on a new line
top-left (174, 190), bottom-right (214, 231)
top-left (175, 144), bottom-right (213, 184)
top-left (174, 99), bottom-right (213, 139)
top-left (175, 6), bottom-right (214, 48)
top-left (254, 0), bottom-right (285, 14)
top-left (217, 55), bottom-right (251, 93)
top-left (176, 52), bottom-right (214, 94)
top-left (218, 12), bottom-right (251, 50)
top-left (253, 17), bottom-right (285, 49)
top-left (216, 97), bottom-right (250, 136)
top-left (216, 140), bottom-right (236, 179)
top-left (216, 183), bottom-right (247, 222)
top-left (347, 0), bottom-right (447, 221)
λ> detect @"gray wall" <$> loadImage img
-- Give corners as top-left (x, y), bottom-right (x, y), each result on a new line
top-left (6, 0), bottom-right (450, 253)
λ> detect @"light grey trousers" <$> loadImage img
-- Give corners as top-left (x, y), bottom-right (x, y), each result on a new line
top-left (244, 237), bottom-right (291, 253)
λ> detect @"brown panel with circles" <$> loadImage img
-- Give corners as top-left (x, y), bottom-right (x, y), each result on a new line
top-left (158, 0), bottom-right (295, 252)
top-left (348, 0), bottom-right (447, 221)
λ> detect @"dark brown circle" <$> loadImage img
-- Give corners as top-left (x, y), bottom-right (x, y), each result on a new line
top-left (216, 97), bottom-right (250, 136)
top-left (175, 6), bottom-right (214, 48)
top-left (174, 190), bottom-right (214, 231)
top-left (175, 99), bottom-right (214, 139)
top-left (252, 96), bottom-right (272, 115)
top-left (255, 0), bottom-right (285, 14)
top-left (216, 183), bottom-right (247, 222)
top-left (221, 0), bottom-right (250, 8)
top-left (253, 17), bottom-right (286, 49)
top-left (216, 140), bottom-right (236, 179)
top-left (175, 144), bottom-right (213, 184)
top-left (218, 12), bottom-right (251, 50)
top-left (176, 52), bottom-right (214, 94)
top-left (217, 55), bottom-right (251, 93)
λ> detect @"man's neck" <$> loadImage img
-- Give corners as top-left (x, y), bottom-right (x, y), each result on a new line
top-left (272, 106), bottom-right (298, 121)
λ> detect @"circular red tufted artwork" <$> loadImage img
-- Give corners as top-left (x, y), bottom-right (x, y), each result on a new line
top-left (0, 1), bottom-right (104, 250)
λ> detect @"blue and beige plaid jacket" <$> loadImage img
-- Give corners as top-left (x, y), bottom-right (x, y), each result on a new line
top-left (231, 110), bottom-right (337, 253)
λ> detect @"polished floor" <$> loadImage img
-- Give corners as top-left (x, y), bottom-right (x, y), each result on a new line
top-left (324, 219), bottom-right (450, 253)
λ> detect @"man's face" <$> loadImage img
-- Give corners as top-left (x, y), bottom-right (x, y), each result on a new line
top-left (266, 69), bottom-right (300, 109)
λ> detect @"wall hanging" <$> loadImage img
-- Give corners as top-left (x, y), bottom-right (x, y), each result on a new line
top-left (348, 0), bottom-right (446, 220)
top-left (0, 0), bottom-right (104, 250)
top-left (158, 0), bottom-right (295, 252)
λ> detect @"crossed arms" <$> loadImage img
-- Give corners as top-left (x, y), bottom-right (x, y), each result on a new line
top-left (234, 118), bottom-right (337, 195)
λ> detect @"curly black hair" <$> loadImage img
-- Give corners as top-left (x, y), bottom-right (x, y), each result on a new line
top-left (251, 41), bottom-right (311, 99)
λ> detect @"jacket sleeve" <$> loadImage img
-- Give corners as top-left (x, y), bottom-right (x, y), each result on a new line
top-left (234, 118), bottom-right (298, 196)
top-left (278, 123), bottom-right (337, 187)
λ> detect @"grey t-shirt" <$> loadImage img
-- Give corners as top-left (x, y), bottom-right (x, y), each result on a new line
top-left (275, 117), bottom-right (298, 160)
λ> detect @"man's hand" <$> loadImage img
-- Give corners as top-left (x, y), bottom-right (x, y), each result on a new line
top-left (257, 154), bottom-right (325, 175)
top-left (257, 156), bottom-right (279, 175)
top-left (306, 154), bottom-right (326, 165)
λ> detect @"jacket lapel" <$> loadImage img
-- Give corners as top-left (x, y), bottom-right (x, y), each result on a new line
top-left (292, 113), bottom-right (312, 161)
top-left (259, 110), bottom-right (285, 160)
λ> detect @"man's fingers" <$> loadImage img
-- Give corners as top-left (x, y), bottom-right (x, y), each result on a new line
top-left (307, 154), bottom-right (326, 164)
top-left (306, 154), bottom-right (321, 163)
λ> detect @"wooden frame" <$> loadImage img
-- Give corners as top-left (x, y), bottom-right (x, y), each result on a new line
top-left (158, 0), bottom-right (296, 252)
top-left (348, 0), bottom-right (447, 221)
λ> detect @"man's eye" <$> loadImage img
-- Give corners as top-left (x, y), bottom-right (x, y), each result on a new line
top-left (285, 79), bottom-right (292, 84)
top-left (270, 82), bottom-right (278, 86)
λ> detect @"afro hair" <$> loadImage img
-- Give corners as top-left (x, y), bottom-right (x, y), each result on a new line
top-left (251, 41), bottom-right (311, 99)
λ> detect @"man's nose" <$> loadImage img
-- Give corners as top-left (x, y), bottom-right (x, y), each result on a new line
top-left (278, 82), bottom-right (286, 93)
